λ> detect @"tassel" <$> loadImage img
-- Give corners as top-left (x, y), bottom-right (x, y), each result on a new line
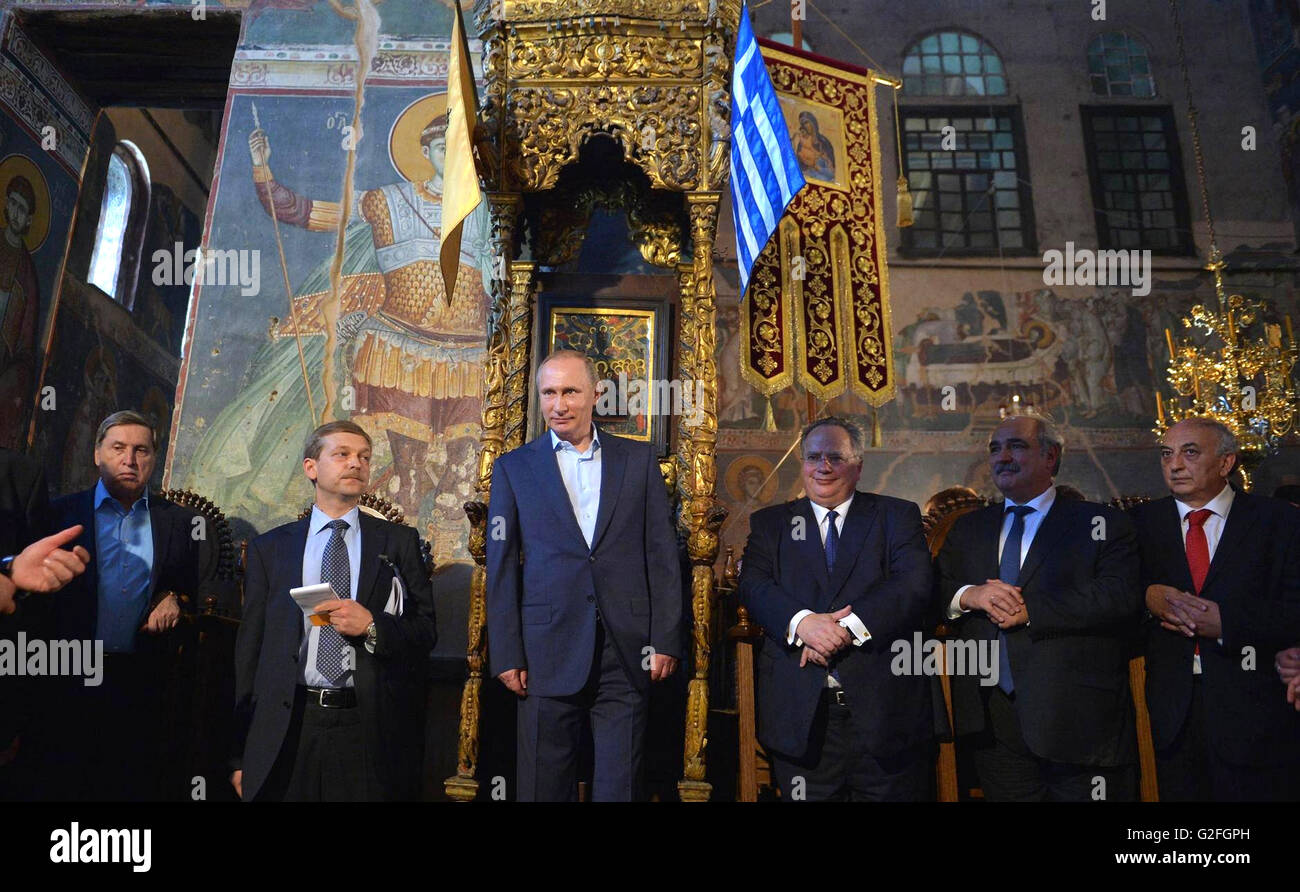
top-left (896, 176), bottom-right (914, 228)
top-left (871, 406), bottom-right (882, 448)
top-left (764, 395), bottom-right (777, 432)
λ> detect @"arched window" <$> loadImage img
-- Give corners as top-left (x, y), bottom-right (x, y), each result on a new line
top-left (902, 30), bottom-right (1007, 97)
top-left (1087, 32), bottom-right (1156, 97)
top-left (88, 141), bottom-right (149, 304)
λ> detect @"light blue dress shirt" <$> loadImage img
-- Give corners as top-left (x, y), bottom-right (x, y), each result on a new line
top-left (299, 505), bottom-right (362, 687)
top-left (94, 479), bottom-right (154, 653)
top-left (551, 427), bottom-right (602, 547)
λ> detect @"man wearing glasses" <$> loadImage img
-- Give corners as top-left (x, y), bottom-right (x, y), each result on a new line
top-left (737, 417), bottom-right (935, 800)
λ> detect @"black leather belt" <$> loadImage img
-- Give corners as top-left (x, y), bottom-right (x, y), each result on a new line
top-left (303, 686), bottom-right (357, 709)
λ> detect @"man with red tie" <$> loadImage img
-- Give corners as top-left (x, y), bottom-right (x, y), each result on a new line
top-left (1133, 416), bottom-right (1300, 801)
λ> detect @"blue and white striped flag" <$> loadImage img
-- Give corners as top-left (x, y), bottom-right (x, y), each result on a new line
top-left (730, 2), bottom-right (806, 298)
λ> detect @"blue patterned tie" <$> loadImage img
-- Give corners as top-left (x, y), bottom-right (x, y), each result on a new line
top-left (996, 505), bottom-right (1034, 695)
top-left (317, 518), bottom-right (351, 686)
top-left (824, 510), bottom-right (839, 571)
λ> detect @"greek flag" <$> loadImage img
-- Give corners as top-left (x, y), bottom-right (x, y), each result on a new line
top-left (730, 2), bottom-right (805, 298)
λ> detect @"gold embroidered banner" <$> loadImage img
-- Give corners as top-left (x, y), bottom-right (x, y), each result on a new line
top-left (739, 40), bottom-right (895, 407)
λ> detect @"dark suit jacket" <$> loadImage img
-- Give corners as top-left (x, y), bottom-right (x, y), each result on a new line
top-left (231, 512), bottom-right (436, 801)
top-left (486, 429), bottom-right (684, 698)
top-left (0, 449), bottom-right (49, 749)
top-left (936, 497), bottom-right (1142, 767)
top-left (737, 492), bottom-right (935, 761)
top-left (1131, 492), bottom-right (1300, 767)
top-left (43, 487), bottom-right (216, 653)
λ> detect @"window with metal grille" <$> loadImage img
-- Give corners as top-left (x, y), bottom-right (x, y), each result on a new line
top-left (1087, 32), bottom-right (1156, 98)
top-left (902, 31), bottom-right (1007, 97)
top-left (900, 108), bottom-right (1036, 255)
top-left (1081, 107), bottom-right (1192, 253)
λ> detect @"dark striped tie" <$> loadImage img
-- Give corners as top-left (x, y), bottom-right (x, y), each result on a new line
top-left (317, 518), bottom-right (351, 686)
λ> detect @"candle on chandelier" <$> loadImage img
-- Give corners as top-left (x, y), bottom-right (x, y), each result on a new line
top-left (1156, 390), bottom-right (1166, 425)
top-left (1226, 310), bottom-right (1237, 346)
top-left (1165, 328), bottom-right (1176, 358)
top-left (1287, 315), bottom-right (1295, 346)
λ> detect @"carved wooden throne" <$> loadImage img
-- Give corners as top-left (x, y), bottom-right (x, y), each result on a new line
top-left (444, 0), bottom-right (742, 802)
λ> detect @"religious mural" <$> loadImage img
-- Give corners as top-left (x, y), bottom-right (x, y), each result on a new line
top-left (0, 13), bottom-right (86, 451)
top-left (170, 0), bottom-right (493, 567)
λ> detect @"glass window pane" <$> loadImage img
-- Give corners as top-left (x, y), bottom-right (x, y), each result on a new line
top-left (941, 32), bottom-right (959, 53)
top-left (88, 153), bottom-right (132, 298)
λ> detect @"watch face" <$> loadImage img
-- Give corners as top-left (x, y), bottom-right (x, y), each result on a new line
top-left (0, 556), bottom-right (13, 577)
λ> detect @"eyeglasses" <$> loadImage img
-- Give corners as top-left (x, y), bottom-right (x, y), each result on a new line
top-left (802, 452), bottom-right (854, 467)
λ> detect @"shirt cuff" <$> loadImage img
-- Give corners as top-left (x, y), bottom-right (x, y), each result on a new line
top-left (839, 612), bottom-right (871, 646)
top-left (947, 586), bottom-right (973, 620)
top-left (788, 609), bottom-right (814, 647)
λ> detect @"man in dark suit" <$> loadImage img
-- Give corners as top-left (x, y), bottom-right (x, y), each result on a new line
top-left (936, 413), bottom-right (1141, 801)
top-left (29, 411), bottom-right (215, 800)
top-left (487, 350), bottom-right (684, 802)
top-left (231, 420), bottom-right (435, 802)
top-left (738, 417), bottom-right (935, 801)
top-left (0, 448), bottom-right (90, 797)
top-left (1134, 416), bottom-right (1300, 800)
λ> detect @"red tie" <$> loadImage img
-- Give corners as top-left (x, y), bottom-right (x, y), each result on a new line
top-left (1185, 508), bottom-right (1212, 659)
top-left (1185, 508), bottom-right (1212, 593)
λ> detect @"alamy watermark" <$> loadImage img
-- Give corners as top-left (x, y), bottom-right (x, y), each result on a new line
top-left (152, 241), bottom-right (261, 297)
top-left (890, 632), bottom-right (1000, 687)
top-left (0, 633), bottom-right (103, 687)
top-left (1042, 241), bottom-right (1151, 297)
top-left (595, 373), bottom-right (706, 426)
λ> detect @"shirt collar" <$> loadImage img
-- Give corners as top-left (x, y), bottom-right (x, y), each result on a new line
top-left (310, 504), bottom-right (361, 536)
top-left (809, 492), bottom-right (855, 525)
top-left (1004, 484), bottom-right (1056, 515)
top-left (550, 425), bottom-right (601, 456)
top-left (1174, 483), bottom-right (1234, 523)
top-left (94, 478), bottom-right (149, 513)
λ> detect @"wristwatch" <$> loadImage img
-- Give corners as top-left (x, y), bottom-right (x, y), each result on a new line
top-left (364, 620), bottom-right (378, 653)
top-left (0, 555), bottom-right (14, 578)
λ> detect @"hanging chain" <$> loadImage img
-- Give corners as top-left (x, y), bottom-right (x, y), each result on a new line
top-left (1169, 0), bottom-right (1218, 257)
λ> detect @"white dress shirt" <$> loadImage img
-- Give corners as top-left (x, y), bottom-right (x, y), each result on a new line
top-left (786, 495), bottom-right (872, 689)
top-left (948, 485), bottom-right (1057, 619)
top-left (300, 504), bottom-right (362, 687)
top-left (551, 427), bottom-right (602, 547)
top-left (1173, 483), bottom-right (1234, 674)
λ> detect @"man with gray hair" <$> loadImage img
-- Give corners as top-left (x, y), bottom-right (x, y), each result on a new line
top-left (936, 411), bottom-right (1142, 800)
top-left (738, 416), bottom-right (935, 800)
top-left (29, 410), bottom-right (216, 800)
top-left (1132, 416), bottom-right (1300, 800)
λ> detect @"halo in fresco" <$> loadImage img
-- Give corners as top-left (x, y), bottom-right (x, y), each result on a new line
top-left (0, 154), bottom-right (52, 251)
top-left (389, 92), bottom-right (449, 186)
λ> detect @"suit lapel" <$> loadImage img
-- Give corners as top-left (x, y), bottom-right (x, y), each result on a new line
top-left (791, 498), bottom-right (830, 599)
top-left (1153, 497), bottom-right (1194, 593)
top-left (826, 493), bottom-right (878, 603)
top-left (589, 431), bottom-right (625, 552)
top-left (356, 512), bottom-right (385, 612)
top-left (1199, 491), bottom-right (1256, 598)
top-left (1013, 498), bottom-right (1071, 590)
top-left (278, 517), bottom-right (311, 644)
top-left (522, 434), bottom-right (588, 547)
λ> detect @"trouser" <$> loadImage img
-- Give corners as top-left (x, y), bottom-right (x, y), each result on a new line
top-left (515, 621), bottom-right (646, 802)
top-left (769, 688), bottom-right (934, 802)
top-left (970, 685), bottom-right (1136, 802)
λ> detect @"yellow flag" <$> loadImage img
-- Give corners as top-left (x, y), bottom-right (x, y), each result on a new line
top-left (439, 0), bottom-right (483, 305)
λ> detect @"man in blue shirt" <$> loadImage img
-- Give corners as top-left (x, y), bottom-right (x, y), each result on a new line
top-left (31, 410), bottom-right (215, 800)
